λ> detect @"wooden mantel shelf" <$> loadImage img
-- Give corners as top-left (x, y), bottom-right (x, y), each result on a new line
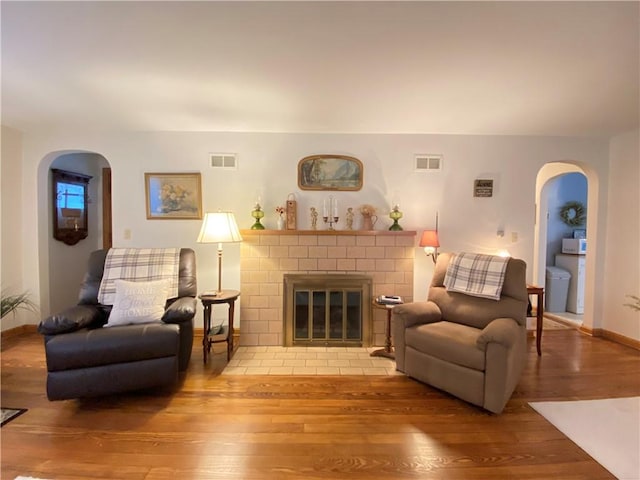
top-left (241, 229), bottom-right (416, 236)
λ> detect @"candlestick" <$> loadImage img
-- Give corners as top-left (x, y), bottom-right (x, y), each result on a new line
top-left (323, 195), bottom-right (339, 230)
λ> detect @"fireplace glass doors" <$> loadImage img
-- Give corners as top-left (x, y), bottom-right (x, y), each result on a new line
top-left (284, 274), bottom-right (372, 347)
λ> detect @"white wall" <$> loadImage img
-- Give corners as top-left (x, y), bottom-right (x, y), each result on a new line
top-left (1, 126), bottom-right (39, 330)
top-left (8, 130), bottom-right (613, 332)
top-left (604, 129), bottom-right (640, 340)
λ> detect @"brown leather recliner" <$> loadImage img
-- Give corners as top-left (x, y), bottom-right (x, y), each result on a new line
top-left (392, 252), bottom-right (528, 414)
top-left (38, 248), bottom-right (197, 400)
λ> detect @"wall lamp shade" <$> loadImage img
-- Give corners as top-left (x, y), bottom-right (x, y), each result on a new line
top-left (419, 230), bottom-right (440, 248)
top-left (419, 230), bottom-right (440, 263)
top-left (197, 212), bottom-right (243, 294)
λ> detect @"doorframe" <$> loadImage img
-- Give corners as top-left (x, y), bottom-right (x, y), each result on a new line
top-left (102, 167), bottom-right (112, 249)
top-left (534, 161), bottom-right (601, 332)
top-left (36, 150), bottom-right (111, 318)
top-left (533, 163), bottom-right (585, 287)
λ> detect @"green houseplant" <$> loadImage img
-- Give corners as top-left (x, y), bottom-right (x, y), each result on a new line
top-left (624, 295), bottom-right (640, 312)
top-left (1, 290), bottom-right (37, 319)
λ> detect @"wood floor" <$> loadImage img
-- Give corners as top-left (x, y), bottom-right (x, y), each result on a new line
top-left (2, 329), bottom-right (639, 480)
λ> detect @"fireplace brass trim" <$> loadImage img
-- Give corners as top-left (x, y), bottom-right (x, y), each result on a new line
top-left (283, 274), bottom-right (372, 347)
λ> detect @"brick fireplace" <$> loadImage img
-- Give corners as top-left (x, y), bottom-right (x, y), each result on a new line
top-left (239, 230), bottom-right (416, 346)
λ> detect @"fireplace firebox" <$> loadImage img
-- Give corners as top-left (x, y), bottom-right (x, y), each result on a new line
top-left (283, 274), bottom-right (372, 347)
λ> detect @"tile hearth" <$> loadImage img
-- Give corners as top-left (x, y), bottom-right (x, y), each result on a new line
top-left (223, 346), bottom-right (400, 376)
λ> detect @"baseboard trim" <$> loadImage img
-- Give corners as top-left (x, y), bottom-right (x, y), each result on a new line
top-left (2, 325), bottom-right (237, 340)
top-left (543, 313), bottom-right (581, 329)
top-left (9, 323), bottom-right (631, 350)
top-left (1, 324), bottom-right (37, 340)
top-left (579, 325), bottom-right (640, 350)
top-left (197, 324), bottom-right (639, 350)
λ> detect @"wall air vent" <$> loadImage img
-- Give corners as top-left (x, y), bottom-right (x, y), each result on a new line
top-left (415, 154), bottom-right (443, 172)
top-left (209, 153), bottom-right (237, 170)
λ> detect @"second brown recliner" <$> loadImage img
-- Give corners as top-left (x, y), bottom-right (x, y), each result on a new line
top-left (392, 252), bottom-right (528, 414)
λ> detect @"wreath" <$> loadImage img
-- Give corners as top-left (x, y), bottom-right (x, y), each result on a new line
top-left (559, 201), bottom-right (586, 227)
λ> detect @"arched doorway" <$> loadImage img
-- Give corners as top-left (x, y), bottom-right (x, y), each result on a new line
top-left (38, 151), bottom-right (111, 316)
top-left (534, 162), bottom-right (600, 332)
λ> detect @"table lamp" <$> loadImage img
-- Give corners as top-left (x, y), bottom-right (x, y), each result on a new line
top-left (197, 211), bottom-right (243, 294)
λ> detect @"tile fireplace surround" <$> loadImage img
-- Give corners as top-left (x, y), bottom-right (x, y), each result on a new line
top-left (239, 230), bottom-right (416, 347)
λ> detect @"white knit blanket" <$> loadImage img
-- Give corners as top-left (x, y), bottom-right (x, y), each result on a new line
top-left (97, 248), bottom-right (180, 305)
top-left (443, 252), bottom-right (509, 300)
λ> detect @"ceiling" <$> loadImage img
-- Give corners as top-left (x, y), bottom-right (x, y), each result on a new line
top-left (2, 1), bottom-right (638, 137)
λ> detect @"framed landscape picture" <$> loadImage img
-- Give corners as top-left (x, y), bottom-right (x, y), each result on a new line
top-left (145, 172), bottom-right (203, 220)
top-left (297, 155), bottom-right (363, 191)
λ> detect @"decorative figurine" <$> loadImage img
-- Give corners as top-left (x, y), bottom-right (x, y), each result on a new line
top-left (310, 207), bottom-right (318, 230)
top-left (345, 207), bottom-right (354, 230)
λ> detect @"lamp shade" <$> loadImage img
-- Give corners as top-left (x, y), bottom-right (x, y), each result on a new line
top-left (419, 230), bottom-right (440, 248)
top-left (197, 212), bottom-right (243, 244)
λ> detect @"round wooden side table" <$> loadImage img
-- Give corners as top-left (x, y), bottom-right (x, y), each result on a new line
top-left (199, 290), bottom-right (240, 363)
top-left (370, 300), bottom-right (400, 359)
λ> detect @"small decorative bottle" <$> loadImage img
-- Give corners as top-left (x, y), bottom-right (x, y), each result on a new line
top-left (275, 206), bottom-right (285, 230)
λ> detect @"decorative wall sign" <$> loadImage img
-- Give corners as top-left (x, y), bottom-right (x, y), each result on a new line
top-left (297, 155), bottom-right (363, 191)
top-left (145, 172), bottom-right (203, 220)
top-left (474, 179), bottom-right (494, 197)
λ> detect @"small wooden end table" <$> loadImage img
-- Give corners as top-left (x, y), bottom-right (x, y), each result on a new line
top-left (527, 284), bottom-right (544, 356)
top-left (199, 290), bottom-right (240, 363)
top-left (370, 300), bottom-right (401, 359)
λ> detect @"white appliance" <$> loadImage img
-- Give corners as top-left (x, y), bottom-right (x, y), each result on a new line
top-left (555, 254), bottom-right (586, 314)
top-left (562, 238), bottom-right (587, 254)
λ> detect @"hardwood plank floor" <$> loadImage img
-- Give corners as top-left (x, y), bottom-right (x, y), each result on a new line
top-left (2, 330), bottom-right (639, 480)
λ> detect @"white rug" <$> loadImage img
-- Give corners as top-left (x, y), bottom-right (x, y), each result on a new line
top-left (530, 397), bottom-right (640, 480)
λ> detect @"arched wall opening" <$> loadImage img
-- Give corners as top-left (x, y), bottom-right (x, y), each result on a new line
top-left (37, 151), bottom-right (111, 316)
top-left (534, 161), bottom-right (600, 331)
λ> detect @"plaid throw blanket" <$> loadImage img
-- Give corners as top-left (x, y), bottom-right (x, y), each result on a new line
top-left (443, 252), bottom-right (509, 301)
top-left (97, 248), bottom-right (180, 305)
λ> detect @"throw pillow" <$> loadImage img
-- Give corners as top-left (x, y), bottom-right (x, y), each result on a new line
top-left (104, 279), bottom-right (170, 327)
